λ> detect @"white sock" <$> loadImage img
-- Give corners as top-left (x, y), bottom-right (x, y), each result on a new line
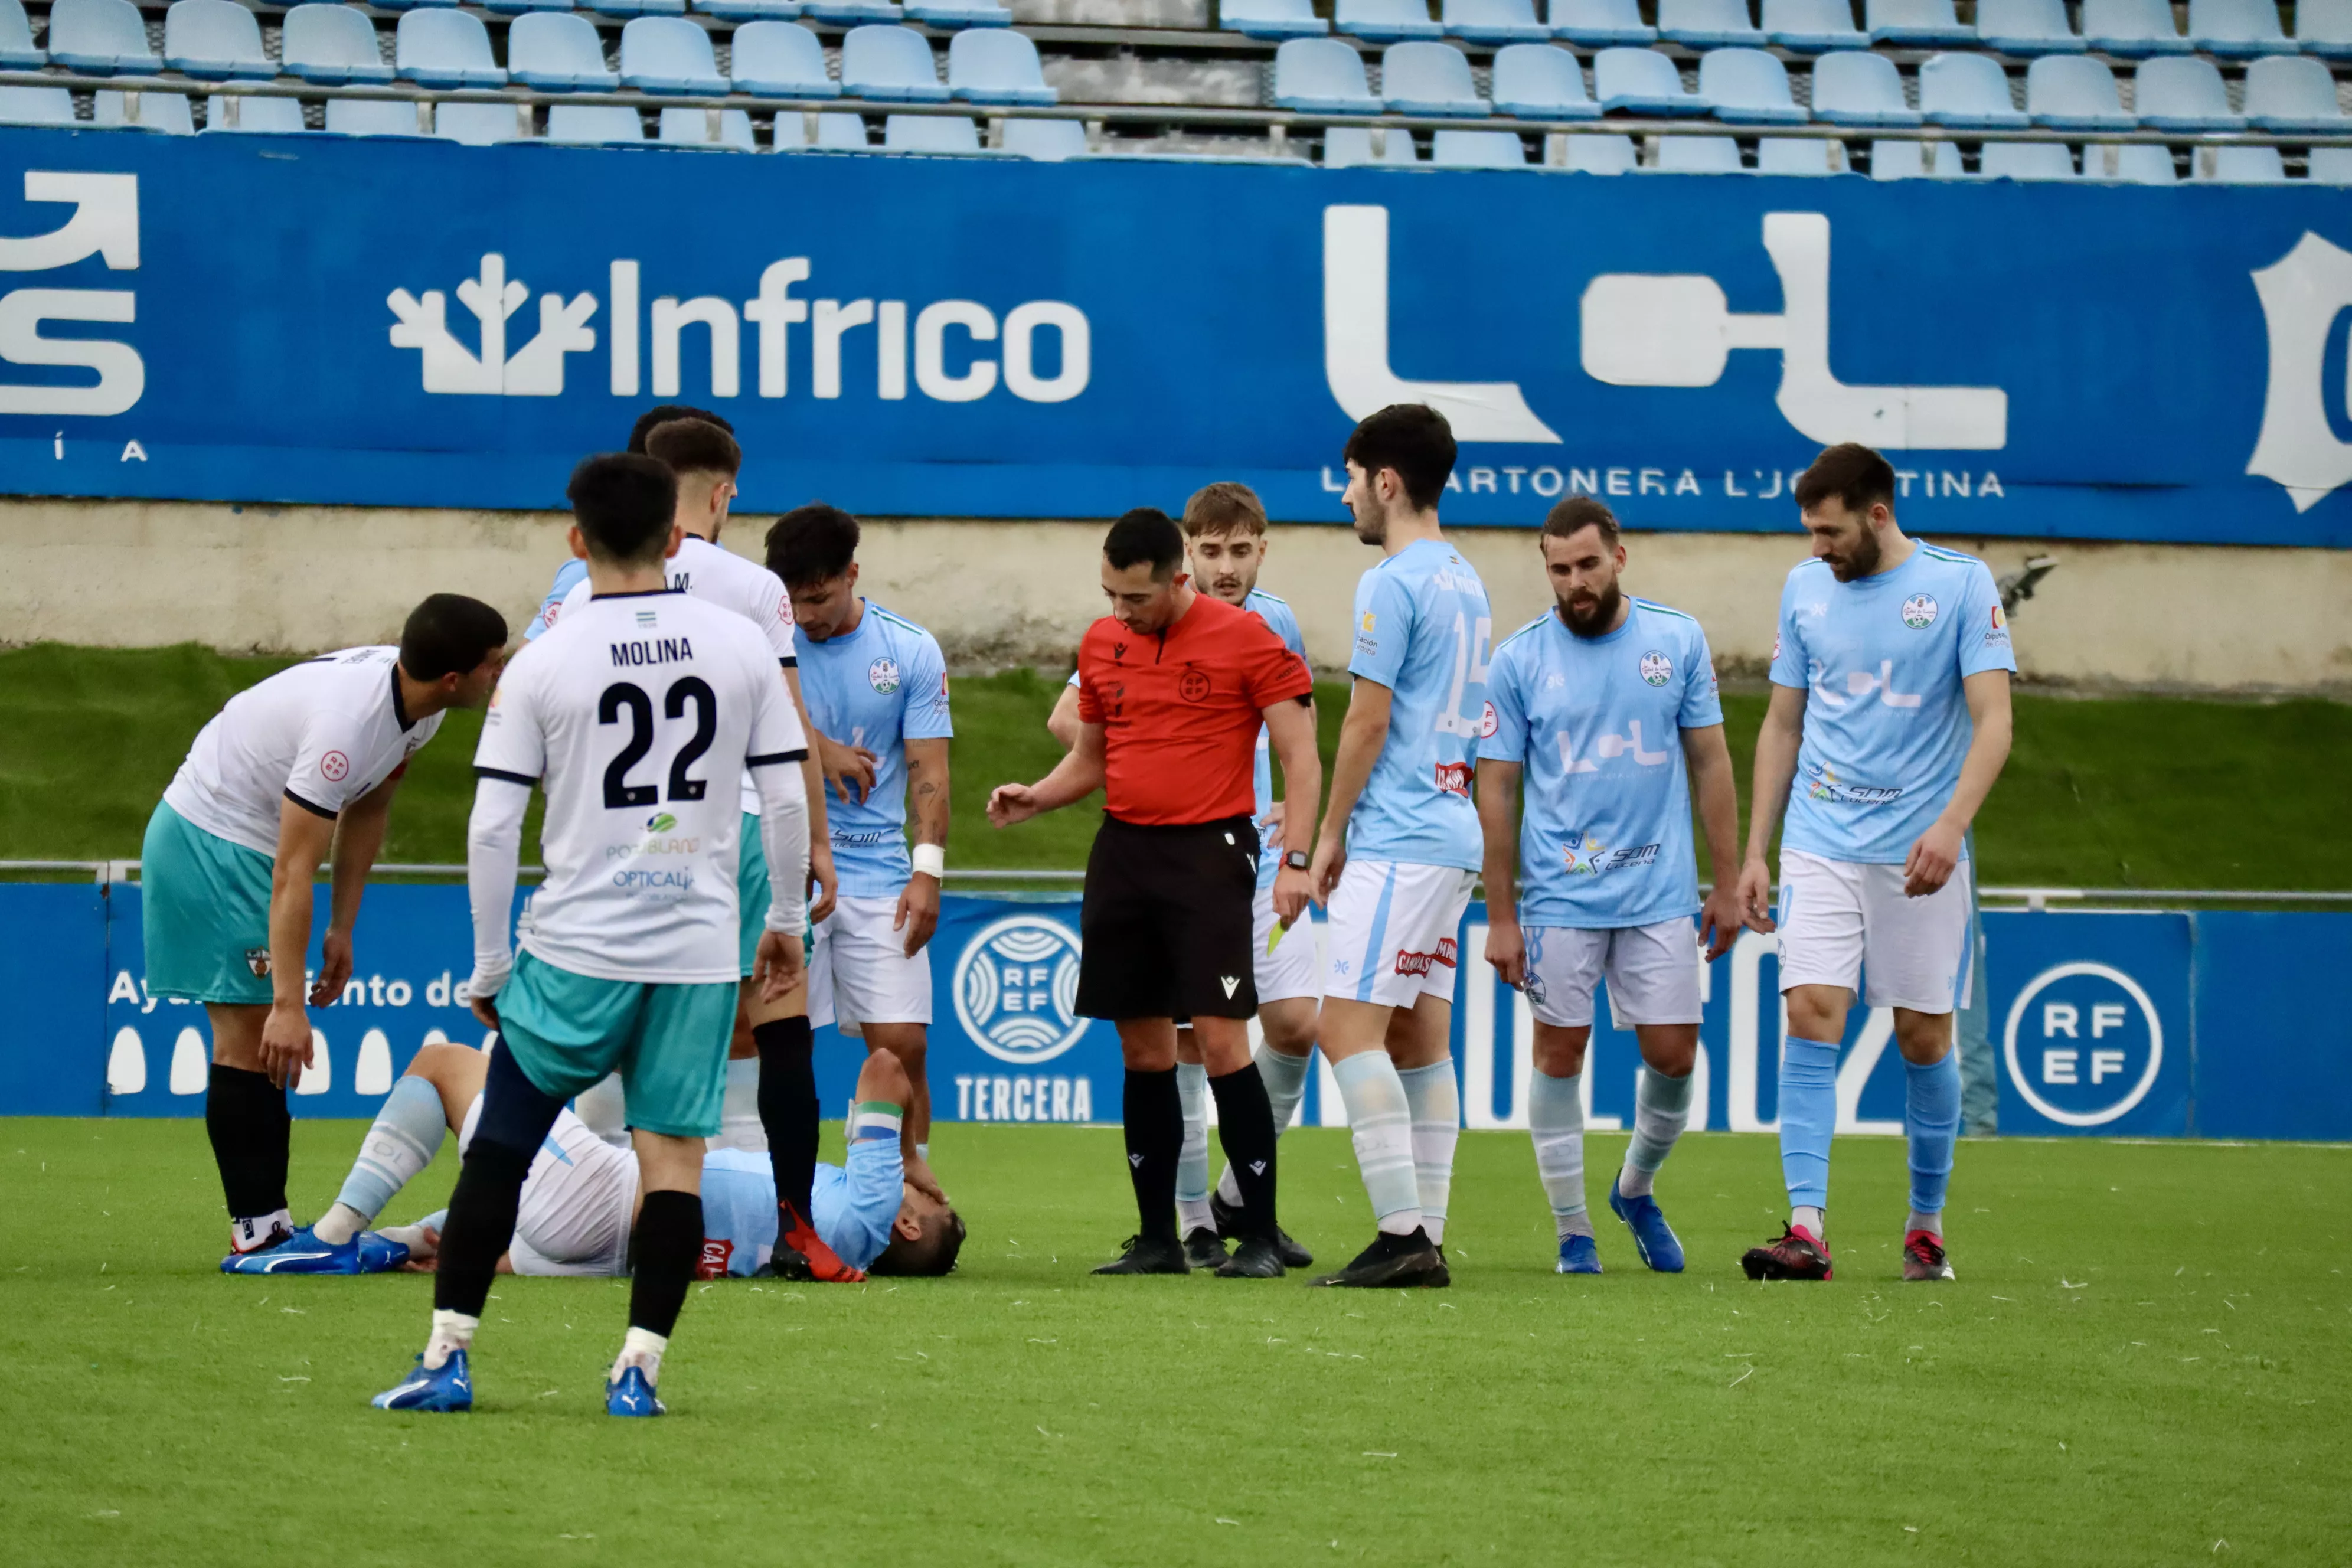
top-left (1618, 1064), bottom-right (1694, 1201)
top-left (1907, 1209), bottom-right (1943, 1237)
top-left (1175, 1060), bottom-right (1211, 1219)
top-left (1331, 1052), bottom-right (1422, 1236)
top-left (573, 1072), bottom-right (629, 1148)
top-left (1529, 1069), bottom-right (1587, 1226)
top-left (1177, 1198), bottom-right (1213, 1234)
top-left (313, 1201), bottom-right (370, 1247)
top-left (611, 1325), bottom-right (667, 1386)
top-left (715, 1057), bottom-right (764, 1152)
top-left (1217, 1045), bottom-right (1314, 1206)
top-left (1793, 1205), bottom-right (1826, 1240)
top-left (424, 1308), bottom-right (477, 1371)
top-left (230, 1208), bottom-right (293, 1255)
top-left (1556, 1210), bottom-right (1595, 1242)
top-left (1397, 1061), bottom-right (1459, 1247)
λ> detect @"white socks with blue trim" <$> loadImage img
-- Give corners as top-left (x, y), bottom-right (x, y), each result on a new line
top-left (1617, 1065), bottom-right (1694, 1201)
top-left (1175, 1060), bottom-right (1211, 1234)
top-left (1530, 1068), bottom-right (1592, 1242)
top-left (1332, 1052), bottom-right (1422, 1236)
top-left (1397, 1061), bottom-right (1459, 1246)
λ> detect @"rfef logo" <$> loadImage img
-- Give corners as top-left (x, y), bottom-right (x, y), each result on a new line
top-left (2002, 961), bottom-right (2164, 1126)
top-left (953, 915), bottom-right (1087, 1066)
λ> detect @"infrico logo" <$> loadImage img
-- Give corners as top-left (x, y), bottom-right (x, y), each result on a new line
top-left (0, 171), bottom-right (143, 416)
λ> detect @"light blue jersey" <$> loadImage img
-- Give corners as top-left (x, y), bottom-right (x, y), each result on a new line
top-left (524, 558), bottom-right (587, 642)
top-left (1769, 543), bottom-right (2015, 865)
top-left (1480, 599), bottom-right (1724, 929)
top-left (795, 600), bottom-right (953, 898)
top-left (1345, 538), bottom-right (1492, 871)
top-left (1243, 589), bottom-right (1307, 891)
top-left (700, 1137), bottom-right (903, 1276)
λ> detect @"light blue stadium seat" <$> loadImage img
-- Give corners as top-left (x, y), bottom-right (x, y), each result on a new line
top-left (2084, 139), bottom-right (2177, 179)
top-left (374, 0), bottom-right (465, 14)
top-left (949, 28), bottom-right (1056, 103)
top-left (1758, 134), bottom-right (1841, 170)
top-left (620, 16), bottom-right (726, 93)
top-left (1971, 0), bottom-right (2083, 51)
top-left (1549, 0), bottom-right (1654, 44)
top-left (1431, 126), bottom-right (1527, 164)
top-left (2308, 146), bottom-right (2352, 182)
top-left (659, 104), bottom-right (756, 143)
top-left (1272, 37), bottom-right (1383, 111)
top-left (1335, 0), bottom-right (1446, 41)
top-left (485, 0), bottom-right (576, 18)
top-left (1763, 0), bottom-right (1864, 53)
top-left (281, 6), bottom-right (397, 84)
top-left (324, 96), bottom-right (425, 133)
top-left (1221, 0), bottom-right (1329, 38)
top-left (1700, 47), bottom-right (1807, 122)
top-left (1654, 132), bottom-right (1742, 168)
top-left (1444, 0), bottom-right (1549, 43)
top-left (803, 0), bottom-right (901, 20)
top-left (396, 10), bottom-right (506, 87)
top-left (2187, 0), bottom-right (2294, 57)
top-left (436, 100), bottom-right (528, 141)
top-left (1919, 52), bottom-right (2026, 126)
top-left (1979, 138), bottom-right (2074, 177)
top-left (1866, 0), bottom-right (1972, 45)
top-left (1325, 123), bottom-right (1420, 161)
top-left (2024, 54), bottom-right (2133, 129)
top-left (2244, 55), bottom-right (2348, 131)
top-left (1002, 115), bottom-right (1087, 156)
top-left (0, 0), bottom-right (41, 68)
top-left (2295, 0), bottom-right (2352, 58)
top-left (0, 84), bottom-right (76, 123)
top-left (2196, 143), bottom-right (2286, 179)
top-left (205, 93), bottom-right (308, 132)
top-left (508, 12), bottom-right (619, 89)
top-left (883, 110), bottom-right (982, 149)
top-left (731, 22), bottom-right (838, 94)
top-left (548, 103), bottom-right (646, 139)
top-left (584, 0), bottom-right (690, 18)
top-left (1489, 43), bottom-right (1599, 116)
top-left (1656, 0), bottom-right (1765, 47)
top-left (816, 109), bottom-right (871, 144)
top-left (839, 25), bottom-right (950, 100)
top-left (694, 0), bottom-right (803, 20)
top-left (2079, 0), bottom-right (2189, 55)
top-left (2134, 56), bottom-right (2246, 130)
top-left (1873, 135), bottom-right (1962, 175)
top-left (1808, 49), bottom-right (1920, 124)
top-left (95, 88), bottom-right (195, 130)
top-left (164, 0), bottom-right (273, 81)
top-left (907, 0), bottom-right (1011, 25)
top-left (47, 0), bottom-right (162, 74)
top-left (1382, 41), bottom-right (1489, 113)
top-left (1593, 46), bottom-right (1710, 113)
top-left (1560, 129), bottom-right (1637, 168)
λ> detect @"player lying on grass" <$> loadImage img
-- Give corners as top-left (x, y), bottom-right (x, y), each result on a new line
top-left (231, 1043), bottom-right (963, 1280)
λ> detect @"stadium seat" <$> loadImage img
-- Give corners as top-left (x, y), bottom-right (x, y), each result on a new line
top-left (508, 12), bottom-right (620, 90)
top-left (94, 88), bottom-right (195, 130)
top-left (324, 96), bottom-right (426, 134)
top-left (1593, 47), bottom-right (1710, 113)
top-left (2193, 142), bottom-right (2286, 180)
top-left (2133, 57), bottom-right (2247, 131)
top-left (905, 0), bottom-right (1013, 25)
top-left (485, 0), bottom-right (577, 18)
top-left (1979, 138), bottom-right (2075, 177)
top-left (1002, 115), bottom-right (1088, 156)
top-left (883, 111), bottom-right (982, 149)
top-left (1272, 38), bottom-right (1383, 112)
top-left (2243, 55), bottom-right (2349, 132)
top-left (585, 0), bottom-right (692, 14)
top-left (694, 0), bottom-right (805, 20)
top-left (1488, 43), bottom-right (1600, 116)
top-left (1654, 132), bottom-right (1742, 168)
top-left (1918, 53), bottom-right (2027, 128)
top-left (205, 93), bottom-right (308, 132)
top-left (1549, 0), bottom-right (1655, 45)
top-left (1335, 0), bottom-right (1447, 42)
top-left (802, 0), bottom-right (901, 19)
top-left (1700, 48), bottom-right (1807, 123)
top-left (46, 0), bottom-right (163, 74)
top-left (1971, 0), bottom-right (2083, 52)
top-left (1808, 50), bottom-right (1920, 125)
top-left (2295, 0), bottom-right (2352, 58)
top-left (2307, 146), bottom-right (2352, 182)
top-left (1758, 133), bottom-right (1841, 170)
top-left (0, 85), bottom-right (75, 123)
top-left (548, 103), bottom-right (647, 139)
top-left (948, 28), bottom-right (1056, 104)
top-left (730, 21), bottom-right (839, 95)
top-left (0, 0), bottom-right (41, 68)
top-left (1865, 0), bottom-right (1972, 47)
top-left (839, 26), bottom-right (950, 100)
top-left (773, 109), bottom-right (874, 145)
top-left (619, 17), bottom-right (727, 93)
top-left (374, 0), bottom-right (468, 12)
top-left (1560, 129), bottom-right (1637, 168)
top-left (280, 6), bottom-right (397, 85)
top-left (1763, 0), bottom-right (1866, 53)
top-left (1443, 0), bottom-right (1550, 43)
top-left (396, 11), bottom-right (507, 88)
top-left (163, 0), bottom-right (273, 81)
top-left (1324, 123), bottom-right (1420, 161)
top-left (1872, 135), bottom-right (1963, 175)
top-left (1220, 0), bottom-right (1329, 39)
top-left (2078, 0), bottom-right (2189, 55)
top-left (1656, 0), bottom-right (1766, 48)
top-left (2186, 0), bottom-right (2295, 57)
top-left (2085, 139), bottom-right (2178, 179)
top-left (1430, 126), bottom-right (1527, 164)
top-left (659, 104), bottom-right (757, 144)
top-left (1382, 41), bottom-right (1489, 114)
top-left (2024, 55), bottom-right (2133, 129)
top-left (436, 100), bottom-right (530, 142)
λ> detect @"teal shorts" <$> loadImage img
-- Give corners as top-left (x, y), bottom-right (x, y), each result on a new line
top-left (141, 801), bottom-right (275, 1007)
top-left (737, 810), bottom-right (768, 979)
top-left (496, 950), bottom-right (737, 1139)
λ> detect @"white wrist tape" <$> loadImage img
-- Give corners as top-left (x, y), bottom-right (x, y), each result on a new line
top-left (911, 843), bottom-right (945, 879)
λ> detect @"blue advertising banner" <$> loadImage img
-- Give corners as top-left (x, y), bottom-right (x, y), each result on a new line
top-left (0, 130), bottom-right (2350, 545)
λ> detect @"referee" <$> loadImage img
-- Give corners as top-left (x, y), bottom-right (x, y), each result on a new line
top-left (989, 508), bottom-right (1321, 1278)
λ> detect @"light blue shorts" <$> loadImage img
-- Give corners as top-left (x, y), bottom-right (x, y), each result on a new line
top-left (141, 801), bottom-right (274, 1007)
top-left (496, 950), bottom-right (737, 1139)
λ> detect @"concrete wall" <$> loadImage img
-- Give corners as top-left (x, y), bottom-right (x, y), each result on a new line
top-left (5, 498), bottom-right (2348, 692)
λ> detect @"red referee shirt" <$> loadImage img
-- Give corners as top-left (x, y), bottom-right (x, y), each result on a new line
top-left (1076, 592), bottom-right (1314, 825)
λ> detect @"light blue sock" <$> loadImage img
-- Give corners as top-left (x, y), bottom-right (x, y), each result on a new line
top-left (1904, 1050), bottom-right (1962, 1221)
top-left (1619, 1065), bottom-right (1694, 1198)
top-left (1331, 1051), bottom-right (1422, 1234)
top-left (1528, 1069), bottom-right (1590, 1237)
top-left (1174, 1060), bottom-right (1211, 1228)
top-left (322, 1074), bottom-right (445, 1241)
top-left (1778, 1037), bottom-right (1840, 1216)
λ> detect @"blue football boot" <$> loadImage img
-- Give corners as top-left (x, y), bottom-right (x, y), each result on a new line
top-left (1608, 1175), bottom-right (1687, 1273)
top-left (221, 1225), bottom-right (411, 1275)
top-left (1556, 1232), bottom-right (1603, 1275)
top-left (372, 1350), bottom-right (473, 1412)
top-left (606, 1366), bottom-right (665, 1418)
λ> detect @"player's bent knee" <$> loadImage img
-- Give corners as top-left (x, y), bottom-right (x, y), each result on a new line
top-left (1634, 1025), bottom-right (1699, 1078)
top-left (1892, 1008), bottom-right (1954, 1064)
top-left (855, 1048), bottom-right (913, 1107)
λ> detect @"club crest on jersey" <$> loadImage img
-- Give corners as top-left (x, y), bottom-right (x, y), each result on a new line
top-left (1639, 651), bottom-right (1672, 686)
top-left (1434, 761), bottom-right (1470, 798)
top-left (1901, 594), bottom-right (1939, 629)
top-left (244, 947), bottom-right (272, 978)
top-left (868, 657), bottom-right (901, 695)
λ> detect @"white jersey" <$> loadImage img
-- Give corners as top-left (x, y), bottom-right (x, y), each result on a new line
top-left (476, 589), bottom-right (808, 985)
top-left (554, 534), bottom-right (799, 819)
top-left (163, 645), bottom-right (443, 856)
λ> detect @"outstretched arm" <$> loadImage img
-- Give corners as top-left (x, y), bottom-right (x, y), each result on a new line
top-left (988, 721), bottom-right (1105, 827)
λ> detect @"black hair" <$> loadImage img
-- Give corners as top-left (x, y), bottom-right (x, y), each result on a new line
top-left (1102, 507), bottom-right (1184, 580)
top-left (1543, 496), bottom-right (1621, 548)
top-left (644, 417), bottom-right (742, 479)
top-left (1792, 442), bottom-right (1897, 517)
top-left (398, 594), bottom-right (507, 681)
top-left (765, 503), bottom-right (862, 588)
top-left (626, 404), bottom-right (732, 454)
top-left (869, 1208), bottom-right (966, 1278)
top-left (1342, 403), bottom-right (1456, 512)
top-left (566, 453), bottom-right (677, 565)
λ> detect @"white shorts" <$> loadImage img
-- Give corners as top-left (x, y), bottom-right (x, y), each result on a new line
top-left (460, 1098), bottom-right (636, 1277)
top-left (1775, 848), bottom-right (1974, 1015)
top-left (1322, 860), bottom-right (1478, 1010)
top-left (1523, 918), bottom-right (1704, 1030)
top-left (1253, 884), bottom-right (1319, 1005)
top-left (808, 893), bottom-right (934, 1037)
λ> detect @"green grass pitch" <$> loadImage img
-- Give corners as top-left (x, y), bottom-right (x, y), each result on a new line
top-left (5, 1118), bottom-right (2345, 1565)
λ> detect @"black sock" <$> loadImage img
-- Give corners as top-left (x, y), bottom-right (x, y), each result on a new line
top-left (755, 1017), bottom-right (818, 1226)
top-left (433, 1139), bottom-right (533, 1319)
top-left (1208, 1063), bottom-right (1279, 1239)
top-left (628, 1188), bottom-right (704, 1340)
top-left (1122, 1066), bottom-right (1182, 1244)
top-left (204, 1064), bottom-right (290, 1221)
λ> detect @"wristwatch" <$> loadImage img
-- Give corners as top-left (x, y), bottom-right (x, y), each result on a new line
top-left (1283, 850), bottom-right (1311, 871)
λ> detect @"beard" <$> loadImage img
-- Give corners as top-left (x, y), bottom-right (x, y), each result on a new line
top-left (1559, 580), bottom-right (1623, 638)
top-left (1350, 503), bottom-right (1386, 547)
top-left (1825, 528), bottom-right (1883, 583)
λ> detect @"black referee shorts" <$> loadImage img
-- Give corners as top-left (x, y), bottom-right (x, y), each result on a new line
top-left (1076, 812), bottom-right (1261, 1023)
